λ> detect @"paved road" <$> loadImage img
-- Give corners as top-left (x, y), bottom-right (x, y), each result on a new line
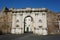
top-left (0, 33), bottom-right (60, 40)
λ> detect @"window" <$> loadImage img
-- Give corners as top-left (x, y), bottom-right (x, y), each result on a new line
top-left (20, 14), bottom-right (23, 16)
top-left (42, 28), bottom-right (47, 30)
top-left (59, 19), bottom-right (60, 20)
top-left (34, 27), bottom-right (39, 30)
top-left (35, 13), bottom-right (38, 16)
top-left (39, 26), bottom-right (42, 28)
top-left (20, 28), bottom-right (23, 29)
top-left (12, 12), bottom-right (14, 13)
top-left (16, 25), bottom-right (19, 27)
top-left (14, 14), bottom-right (16, 16)
top-left (42, 13), bottom-right (45, 15)
top-left (39, 19), bottom-right (42, 22)
top-left (15, 11), bottom-right (17, 13)
top-left (16, 20), bottom-right (19, 22)
top-left (58, 15), bottom-right (60, 18)
top-left (34, 27), bottom-right (36, 30)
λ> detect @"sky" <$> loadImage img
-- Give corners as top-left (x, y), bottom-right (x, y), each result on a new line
top-left (0, 0), bottom-right (60, 12)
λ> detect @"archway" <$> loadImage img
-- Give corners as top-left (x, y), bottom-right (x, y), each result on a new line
top-left (24, 16), bottom-right (33, 33)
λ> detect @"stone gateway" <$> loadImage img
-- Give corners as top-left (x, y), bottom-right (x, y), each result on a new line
top-left (0, 7), bottom-right (60, 35)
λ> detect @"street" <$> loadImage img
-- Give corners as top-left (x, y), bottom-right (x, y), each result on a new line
top-left (0, 33), bottom-right (60, 40)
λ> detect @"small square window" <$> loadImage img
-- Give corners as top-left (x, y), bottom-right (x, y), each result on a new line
top-left (20, 14), bottom-right (23, 16)
top-left (34, 27), bottom-right (39, 30)
top-left (58, 16), bottom-right (60, 17)
top-left (35, 13), bottom-right (38, 16)
top-left (14, 14), bottom-right (16, 16)
top-left (12, 12), bottom-right (14, 13)
top-left (15, 11), bottom-right (17, 13)
top-left (42, 28), bottom-right (47, 30)
top-left (39, 26), bottom-right (42, 28)
top-left (42, 13), bottom-right (45, 15)
top-left (16, 20), bottom-right (19, 22)
top-left (34, 27), bottom-right (36, 30)
top-left (16, 25), bottom-right (19, 27)
top-left (20, 28), bottom-right (23, 29)
top-left (39, 20), bottom-right (42, 22)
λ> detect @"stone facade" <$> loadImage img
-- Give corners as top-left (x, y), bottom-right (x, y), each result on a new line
top-left (0, 7), bottom-right (60, 35)
top-left (47, 11), bottom-right (58, 34)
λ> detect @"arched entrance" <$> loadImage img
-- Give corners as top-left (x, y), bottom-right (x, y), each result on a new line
top-left (24, 16), bottom-right (33, 33)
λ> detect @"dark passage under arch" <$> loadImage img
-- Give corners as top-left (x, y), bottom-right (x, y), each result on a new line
top-left (24, 16), bottom-right (33, 33)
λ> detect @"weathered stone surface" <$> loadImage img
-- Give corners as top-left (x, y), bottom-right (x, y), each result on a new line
top-left (0, 7), bottom-right (60, 35)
